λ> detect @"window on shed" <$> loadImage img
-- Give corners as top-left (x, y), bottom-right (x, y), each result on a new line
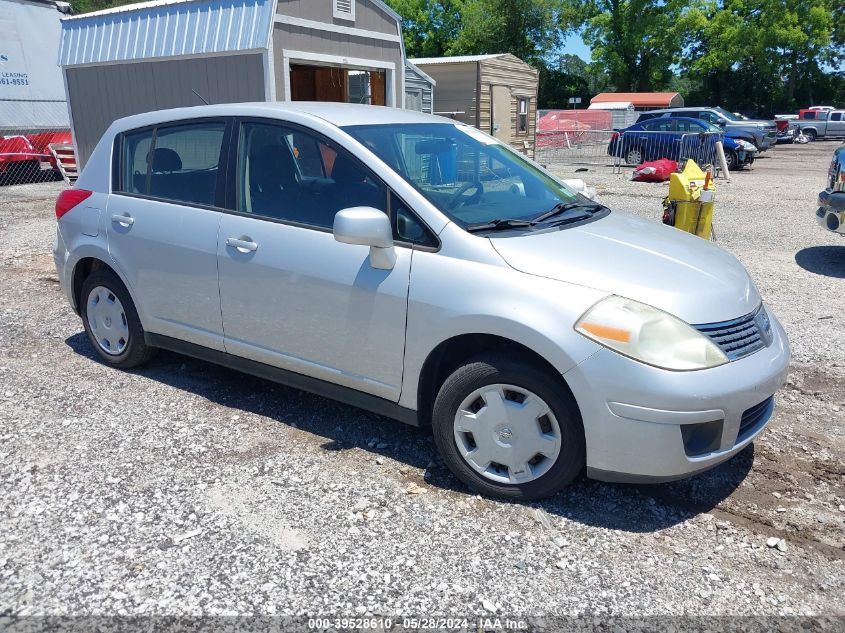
top-left (333, 0), bottom-right (355, 21)
top-left (517, 98), bottom-right (529, 134)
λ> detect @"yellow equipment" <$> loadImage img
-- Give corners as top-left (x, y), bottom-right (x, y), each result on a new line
top-left (662, 160), bottom-right (715, 239)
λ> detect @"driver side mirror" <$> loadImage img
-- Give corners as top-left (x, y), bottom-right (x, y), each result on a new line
top-left (333, 207), bottom-right (396, 270)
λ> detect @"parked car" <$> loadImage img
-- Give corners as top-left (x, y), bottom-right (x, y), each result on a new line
top-left (816, 144), bottom-right (845, 235)
top-left (0, 130), bottom-right (72, 184)
top-left (637, 107), bottom-right (778, 151)
top-left (608, 117), bottom-right (756, 169)
top-left (54, 103), bottom-right (790, 500)
top-left (789, 110), bottom-right (845, 141)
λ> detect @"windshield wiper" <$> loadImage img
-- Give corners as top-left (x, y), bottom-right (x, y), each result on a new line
top-left (466, 218), bottom-right (536, 233)
top-left (532, 201), bottom-right (605, 224)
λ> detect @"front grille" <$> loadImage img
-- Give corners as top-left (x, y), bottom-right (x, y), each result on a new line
top-left (694, 307), bottom-right (768, 360)
top-left (738, 396), bottom-right (774, 438)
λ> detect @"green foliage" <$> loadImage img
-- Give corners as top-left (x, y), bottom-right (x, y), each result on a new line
top-left (682, 0), bottom-right (845, 113)
top-left (69, 0), bottom-right (136, 13)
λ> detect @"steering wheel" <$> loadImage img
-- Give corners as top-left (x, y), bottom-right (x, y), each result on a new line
top-left (447, 181), bottom-right (484, 209)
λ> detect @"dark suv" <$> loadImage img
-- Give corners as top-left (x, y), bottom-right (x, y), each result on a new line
top-left (637, 107), bottom-right (778, 151)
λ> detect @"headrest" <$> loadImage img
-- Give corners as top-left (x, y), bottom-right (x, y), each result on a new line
top-left (250, 144), bottom-right (297, 187)
top-left (331, 154), bottom-right (366, 184)
top-left (148, 147), bottom-right (182, 172)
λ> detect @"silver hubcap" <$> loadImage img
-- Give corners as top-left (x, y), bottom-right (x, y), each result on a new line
top-left (627, 149), bottom-right (642, 164)
top-left (86, 286), bottom-right (129, 356)
top-left (453, 384), bottom-right (562, 485)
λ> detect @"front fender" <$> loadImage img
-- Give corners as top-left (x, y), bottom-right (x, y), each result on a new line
top-left (398, 248), bottom-right (606, 410)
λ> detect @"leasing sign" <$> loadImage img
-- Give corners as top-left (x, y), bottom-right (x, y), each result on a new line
top-left (0, 0), bottom-right (68, 128)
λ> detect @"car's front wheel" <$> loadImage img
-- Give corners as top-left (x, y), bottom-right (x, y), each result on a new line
top-left (802, 128), bottom-right (817, 142)
top-left (432, 354), bottom-right (585, 500)
top-left (80, 268), bottom-right (157, 368)
top-left (724, 148), bottom-right (738, 170)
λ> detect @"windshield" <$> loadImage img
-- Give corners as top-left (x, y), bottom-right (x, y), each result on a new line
top-left (342, 123), bottom-right (584, 228)
top-left (713, 107), bottom-right (741, 121)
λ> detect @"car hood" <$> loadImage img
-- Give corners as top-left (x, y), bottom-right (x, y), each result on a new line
top-left (490, 212), bottom-right (760, 325)
top-left (727, 119), bottom-right (774, 128)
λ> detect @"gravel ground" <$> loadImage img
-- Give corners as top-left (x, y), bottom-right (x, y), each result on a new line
top-left (0, 140), bottom-right (843, 622)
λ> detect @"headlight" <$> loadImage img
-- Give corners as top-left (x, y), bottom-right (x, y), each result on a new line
top-left (575, 296), bottom-right (729, 371)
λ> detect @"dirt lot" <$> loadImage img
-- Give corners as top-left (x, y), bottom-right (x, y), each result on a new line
top-left (0, 140), bottom-right (843, 620)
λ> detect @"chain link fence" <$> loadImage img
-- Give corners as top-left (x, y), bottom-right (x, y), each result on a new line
top-left (0, 100), bottom-right (76, 188)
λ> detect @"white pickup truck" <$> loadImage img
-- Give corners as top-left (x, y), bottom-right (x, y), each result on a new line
top-left (790, 110), bottom-right (845, 141)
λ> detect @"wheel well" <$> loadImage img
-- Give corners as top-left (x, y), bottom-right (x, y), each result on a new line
top-left (71, 257), bottom-right (114, 312)
top-left (416, 334), bottom-right (575, 426)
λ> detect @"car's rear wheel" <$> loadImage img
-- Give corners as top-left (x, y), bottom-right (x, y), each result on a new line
top-left (80, 268), bottom-right (157, 368)
top-left (432, 354), bottom-right (585, 501)
top-left (625, 146), bottom-right (644, 165)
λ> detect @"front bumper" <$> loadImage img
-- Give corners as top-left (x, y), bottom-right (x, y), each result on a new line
top-left (563, 311), bottom-right (790, 483)
top-left (817, 190), bottom-right (845, 235)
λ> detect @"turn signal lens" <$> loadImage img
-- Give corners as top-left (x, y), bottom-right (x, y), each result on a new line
top-left (55, 189), bottom-right (93, 220)
top-left (575, 296), bottom-right (729, 371)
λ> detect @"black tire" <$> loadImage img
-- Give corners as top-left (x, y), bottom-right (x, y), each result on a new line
top-left (79, 268), bottom-right (157, 369)
top-left (724, 148), bottom-right (738, 171)
top-left (803, 128), bottom-right (817, 142)
top-left (431, 353), bottom-right (585, 501)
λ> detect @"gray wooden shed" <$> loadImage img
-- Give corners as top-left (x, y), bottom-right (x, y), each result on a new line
top-left (403, 60), bottom-right (435, 114)
top-left (58, 0), bottom-right (406, 167)
top-left (410, 54), bottom-right (539, 158)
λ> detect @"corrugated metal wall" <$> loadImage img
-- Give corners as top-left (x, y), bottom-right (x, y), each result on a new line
top-left (66, 53), bottom-right (265, 165)
top-left (403, 62), bottom-right (433, 113)
top-left (58, 0), bottom-right (276, 66)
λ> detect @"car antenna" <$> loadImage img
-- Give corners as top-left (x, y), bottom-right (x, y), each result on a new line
top-left (192, 89), bottom-right (210, 105)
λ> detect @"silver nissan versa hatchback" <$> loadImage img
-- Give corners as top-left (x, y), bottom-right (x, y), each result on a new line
top-left (54, 103), bottom-right (790, 500)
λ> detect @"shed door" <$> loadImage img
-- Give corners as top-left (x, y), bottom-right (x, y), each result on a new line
top-left (491, 85), bottom-right (512, 142)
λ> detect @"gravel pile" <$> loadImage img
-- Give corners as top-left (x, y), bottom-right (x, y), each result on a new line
top-left (0, 142), bottom-right (843, 620)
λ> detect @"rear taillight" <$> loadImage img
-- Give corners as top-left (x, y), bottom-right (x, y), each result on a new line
top-left (55, 189), bottom-right (93, 220)
top-left (610, 132), bottom-right (620, 141)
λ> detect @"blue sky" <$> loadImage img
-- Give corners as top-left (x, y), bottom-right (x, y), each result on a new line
top-left (560, 33), bottom-right (592, 62)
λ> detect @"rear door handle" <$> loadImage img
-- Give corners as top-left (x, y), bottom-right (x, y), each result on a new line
top-left (226, 237), bottom-right (259, 253)
top-left (111, 213), bottom-right (134, 227)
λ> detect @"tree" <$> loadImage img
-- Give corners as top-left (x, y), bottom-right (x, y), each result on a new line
top-left (386, 0), bottom-right (564, 63)
top-left (683, 0), bottom-right (844, 113)
top-left (384, 1), bottom-right (466, 57)
top-left (560, 0), bottom-right (701, 91)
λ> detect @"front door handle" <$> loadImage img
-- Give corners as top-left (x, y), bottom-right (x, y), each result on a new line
top-left (226, 237), bottom-right (259, 253)
top-left (111, 213), bottom-right (134, 227)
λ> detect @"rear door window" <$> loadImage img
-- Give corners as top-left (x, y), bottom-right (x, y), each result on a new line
top-left (118, 120), bottom-right (226, 207)
top-left (643, 119), bottom-right (675, 132)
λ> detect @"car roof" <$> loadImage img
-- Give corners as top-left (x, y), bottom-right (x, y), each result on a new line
top-left (108, 102), bottom-right (453, 134)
